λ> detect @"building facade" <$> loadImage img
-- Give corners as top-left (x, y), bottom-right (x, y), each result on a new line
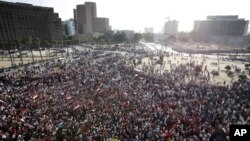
top-left (0, 1), bottom-right (63, 45)
top-left (94, 18), bottom-right (110, 33)
top-left (74, 2), bottom-right (110, 38)
top-left (84, 2), bottom-right (97, 34)
top-left (164, 20), bottom-right (178, 37)
top-left (75, 2), bottom-right (97, 34)
top-left (193, 15), bottom-right (249, 44)
top-left (75, 5), bottom-right (85, 35)
top-left (62, 19), bottom-right (76, 36)
top-left (194, 16), bottom-right (249, 36)
top-left (144, 27), bottom-right (154, 33)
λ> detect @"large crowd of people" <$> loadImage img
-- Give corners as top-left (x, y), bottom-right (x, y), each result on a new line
top-left (0, 47), bottom-right (249, 141)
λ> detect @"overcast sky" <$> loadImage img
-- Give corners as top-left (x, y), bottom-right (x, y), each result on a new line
top-left (4, 0), bottom-right (250, 33)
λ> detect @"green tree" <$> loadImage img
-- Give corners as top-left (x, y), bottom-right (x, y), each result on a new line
top-left (104, 31), bottom-right (114, 43)
top-left (6, 42), bottom-right (14, 67)
top-left (0, 43), bottom-right (4, 50)
top-left (245, 64), bottom-right (250, 70)
top-left (23, 37), bottom-right (34, 63)
top-left (52, 41), bottom-right (58, 57)
top-left (178, 32), bottom-right (189, 42)
top-left (113, 32), bottom-right (126, 43)
top-left (142, 33), bottom-right (154, 42)
top-left (159, 55), bottom-right (164, 62)
top-left (225, 65), bottom-right (231, 72)
top-left (33, 38), bottom-right (43, 61)
top-left (133, 33), bottom-right (142, 43)
top-left (194, 65), bottom-right (203, 79)
top-left (0, 43), bottom-right (5, 61)
top-left (239, 73), bottom-right (247, 81)
top-left (97, 35), bottom-right (109, 46)
top-left (42, 40), bottom-right (51, 59)
top-left (64, 39), bottom-right (72, 57)
top-left (13, 38), bottom-right (23, 65)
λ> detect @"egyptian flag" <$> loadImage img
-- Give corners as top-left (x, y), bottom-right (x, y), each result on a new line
top-left (32, 94), bottom-right (38, 100)
top-left (66, 95), bottom-right (72, 100)
top-left (73, 104), bottom-right (80, 110)
top-left (0, 99), bottom-right (6, 104)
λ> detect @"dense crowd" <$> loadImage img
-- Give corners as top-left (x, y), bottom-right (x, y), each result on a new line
top-left (0, 48), bottom-right (249, 141)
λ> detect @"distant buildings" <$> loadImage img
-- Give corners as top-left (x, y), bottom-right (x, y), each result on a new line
top-left (74, 2), bottom-right (111, 41)
top-left (193, 15), bottom-right (249, 44)
top-left (144, 27), bottom-right (154, 34)
top-left (75, 2), bottom-right (96, 34)
top-left (119, 30), bottom-right (135, 40)
top-left (164, 20), bottom-right (178, 37)
top-left (62, 19), bottom-right (75, 36)
top-left (194, 16), bottom-right (248, 36)
top-left (0, 1), bottom-right (63, 46)
top-left (154, 34), bottom-right (167, 42)
top-left (94, 18), bottom-right (110, 33)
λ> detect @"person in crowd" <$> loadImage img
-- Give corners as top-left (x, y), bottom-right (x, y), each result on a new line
top-left (0, 47), bottom-right (249, 141)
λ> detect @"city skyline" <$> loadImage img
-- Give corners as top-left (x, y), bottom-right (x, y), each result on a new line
top-left (4, 0), bottom-right (250, 33)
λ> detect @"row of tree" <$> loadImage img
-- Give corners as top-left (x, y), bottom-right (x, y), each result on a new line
top-left (63, 32), bottom-right (155, 46)
top-left (0, 36), bottom-right (66, 67)
top-left (92, 32), bottom-right (156, 45)
top-left (92, 32), bottom-right (193, 44)
top-left (0, 37), bottom-right (66, 51)
top-left (92, 32), bottom-right (122, 45)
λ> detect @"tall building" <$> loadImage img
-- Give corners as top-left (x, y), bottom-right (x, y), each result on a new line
top-left (0, 1), bottom-right (63, 45)
top-left (164, 20), bottom-right (178, 36)
top-left (75, 4), bottom-right (85, 35)
top-left (194, 15), bottom-right (249, 36)
top-left (75, 2), bottom-right (110, 36)
top-left (94, 18), bottom-right (110, 33)
top-left (62, 19), bottom-right (75, 36)
top-left (144, 27), bottom-right (154, 33)
top-left (193, 15), bottom-right (249, 44)
top-left (84, 2), bottom-right (97, 33)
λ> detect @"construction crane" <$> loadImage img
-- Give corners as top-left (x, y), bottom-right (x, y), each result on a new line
top-left (165, 16), bottom-right (170, 21)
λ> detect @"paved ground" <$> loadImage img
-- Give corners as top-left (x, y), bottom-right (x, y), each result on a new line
top-left (1, 43), bottom-right (249, 86)
top-left (133, 42), bottom-right (250, 86)
top-left (134, 56), bottom-right (249, 86)
top-left (0, 47), bottom-right (74, 68)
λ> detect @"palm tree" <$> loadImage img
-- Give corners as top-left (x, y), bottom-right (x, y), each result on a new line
top-left (6, 42), bottom-right (14, 67)
top-left (13, 38), bottom-right (23, 66)
top-left (1, 43), bottom-right (5, 61)
top-left (194, 65), bottom-right (203, 80)
top-left (66, 40), bottom-right (70, 58)
top-left (225, 65), bottom-right (231, 72)
top-left (43, 40), bottom-right (50, 59)
top-left (100, 38), bottom-right (105, 48)
top-left (59, 40), bottom-right (64, 57)
top-left (23, 37), bottom-right (34, 63)
top-left (52, 40), bottom-right (58, 57)
top-left (33, 38), bottom-right (43, 61)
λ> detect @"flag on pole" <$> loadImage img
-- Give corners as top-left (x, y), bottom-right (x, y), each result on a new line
top-left (0, 99), bottom-right (6, 104)
top-left (74, 104), bottom-right (80, 110)
top-left (96, 88), bottom-right (100, 92)
top-left (124, 92), bottom-right (128, 96)
top-left (20, 117), bottom-right (25, 122)
top-left (32, 94), bottom-right (38, 100)
top-left (66, 96), bottom-right (72, 100)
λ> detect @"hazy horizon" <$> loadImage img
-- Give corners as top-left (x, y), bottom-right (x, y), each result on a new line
top-left (4, 0), bottom-right (250, 33)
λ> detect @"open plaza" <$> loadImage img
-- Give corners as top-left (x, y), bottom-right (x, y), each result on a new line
top-left (0, 42), bottom-right (249, 140)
